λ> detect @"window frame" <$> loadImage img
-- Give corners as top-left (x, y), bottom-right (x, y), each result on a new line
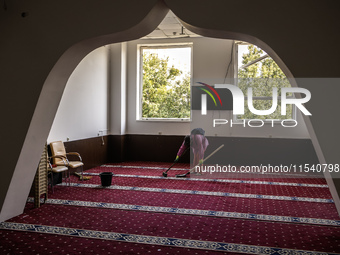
top-left (137, 43), bottom-right (193, 122)
top-left (233, 41), bottom-right (296, 123)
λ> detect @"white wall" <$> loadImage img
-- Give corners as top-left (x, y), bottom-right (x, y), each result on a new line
top-left (48, 36), bottom-right (310, 141)
top-left (48, 46), bottom-right (109, 142)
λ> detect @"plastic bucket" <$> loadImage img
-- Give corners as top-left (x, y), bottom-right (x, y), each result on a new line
top-left (100, 172), bottom-right (113, 187)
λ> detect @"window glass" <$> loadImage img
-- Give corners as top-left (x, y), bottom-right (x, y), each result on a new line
top-left (139, 45), bottom-right (192, 120)
top-left (236, 43), bottom-right (293, 120)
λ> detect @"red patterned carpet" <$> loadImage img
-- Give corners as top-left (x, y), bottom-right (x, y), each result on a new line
top-left (1, 161), bottom-right (339, 254)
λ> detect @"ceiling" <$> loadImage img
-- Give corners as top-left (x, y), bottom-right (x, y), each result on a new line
top-left (142, 11), bottom-right (200, 39)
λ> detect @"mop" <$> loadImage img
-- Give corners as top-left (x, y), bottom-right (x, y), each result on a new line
top-left (162, 147), bottom-right (189, 177)
top-left (176, 144), bottom-right (225, 177)
top-left (74, 172), bottom-right (92, 180)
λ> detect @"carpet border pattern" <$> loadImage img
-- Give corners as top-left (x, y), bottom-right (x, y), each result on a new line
top-left (87, 171), bottom-right (329, 188)
top-left (62, 183), bottom-right (334, 203)
top-left (26, 197), bottom-right (340, 227)
top-left (0, 222), bottom-right (337, 255)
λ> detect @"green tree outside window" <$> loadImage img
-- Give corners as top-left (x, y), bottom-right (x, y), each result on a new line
top-left (141, 49), bottom-right (191, 119)
top-left (237, 44), bottom-right (292, 120)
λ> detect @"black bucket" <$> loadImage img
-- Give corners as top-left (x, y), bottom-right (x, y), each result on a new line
top-left (100, 172), bottom-right (113, 187)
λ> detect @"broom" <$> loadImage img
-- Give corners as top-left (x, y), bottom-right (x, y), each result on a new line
top-left (162, 147), bottom-right (189, 177)
top-left (74, 172), bottom-right (92, 180)
top-left (176, 144), bottom-right (224, 177)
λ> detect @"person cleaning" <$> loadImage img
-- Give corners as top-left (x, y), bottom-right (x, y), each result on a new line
top-left (163, 128), bottom-right (209, 177)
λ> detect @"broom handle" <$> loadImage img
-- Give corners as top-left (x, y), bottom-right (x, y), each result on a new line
top-left (165, 147), bottom-right (190, 173)
top-left (189, 144), bottom-right (224, 172)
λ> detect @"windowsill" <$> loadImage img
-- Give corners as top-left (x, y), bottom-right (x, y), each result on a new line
top-left (233, 118), bottom-right (296, 124)
top-left (137, 118), bottom-right (191, 123)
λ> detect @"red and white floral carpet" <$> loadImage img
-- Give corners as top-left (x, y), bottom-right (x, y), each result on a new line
top-left (1, 162), bottom-right (339, 254)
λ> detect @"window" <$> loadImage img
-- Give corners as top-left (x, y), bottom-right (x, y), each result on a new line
top-left (138, 44), bottom-right (192, 120)
top-left (235, 42), bottom-right (294, 121)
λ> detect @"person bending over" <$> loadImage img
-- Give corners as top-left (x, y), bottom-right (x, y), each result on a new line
top-left (175, 128), bottom-right (209, 176)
